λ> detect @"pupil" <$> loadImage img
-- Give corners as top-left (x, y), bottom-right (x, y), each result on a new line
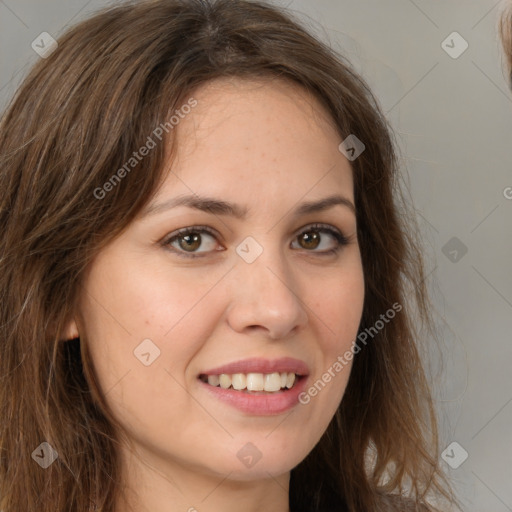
top-left (179, 231), bottom-right (321, 252)
top-left (182, 233), bottom-right (200, 251)
top-left (302, 231), bottom-right (319, 249)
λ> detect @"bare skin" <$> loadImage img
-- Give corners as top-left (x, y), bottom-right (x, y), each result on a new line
top-left (64, 77), bottom-right (365, 512)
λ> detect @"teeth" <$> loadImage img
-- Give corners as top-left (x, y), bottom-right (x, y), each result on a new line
top-left (219, 374), bottom-right (231, 389)
top-left (207, 375), bottom-right (220, 387)
top-left (231, 373), bottom-right (247, 390)
top-left (246, 373), bottom-right (264, 391)
top-left (264, 372), bottom-right (282, 392)
top-left (202, 372), bottom-right (298, 392)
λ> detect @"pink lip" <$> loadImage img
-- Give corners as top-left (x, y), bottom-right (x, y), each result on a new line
top-left (198, 374), bottom-right (309, 415)
top-left (197, 357), bottom-right (310, 416)
top-left (199, 357), bottom-right (309, 377)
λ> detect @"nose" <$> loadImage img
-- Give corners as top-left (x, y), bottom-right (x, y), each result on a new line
top-left (226, 241), bottom-right (309, 340)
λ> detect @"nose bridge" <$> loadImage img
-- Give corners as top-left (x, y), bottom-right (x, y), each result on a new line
top-left (227, 234), bottom-right (308, 338)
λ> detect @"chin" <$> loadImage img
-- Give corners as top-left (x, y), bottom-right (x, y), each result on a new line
top-left (212, 441), bottom-right (309, 481)
top-left (217, 463), bottom-right (293, 482)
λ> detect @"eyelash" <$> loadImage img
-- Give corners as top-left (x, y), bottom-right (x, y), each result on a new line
top-left (161, 223), bottom-right (350, 259)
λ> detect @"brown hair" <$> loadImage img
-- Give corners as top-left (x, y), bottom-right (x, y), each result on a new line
top-left (500, 2), bottom-right (512, 87)
top-left (0, 1), bottom-right (461, 511)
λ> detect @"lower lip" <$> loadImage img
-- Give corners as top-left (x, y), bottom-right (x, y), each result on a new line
top-left (198, 376), bottom-right (309, 415)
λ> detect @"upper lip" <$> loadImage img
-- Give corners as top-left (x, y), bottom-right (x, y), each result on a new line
top-left (200, 357), bottom-right (309, 377)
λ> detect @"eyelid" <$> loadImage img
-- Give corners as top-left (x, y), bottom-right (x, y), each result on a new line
top-left (160, 225), bottom-right (219, 256)
top-left (292, 222), bottom-right (350, 248)
top-left (161, 222), bottom-right (352, 258)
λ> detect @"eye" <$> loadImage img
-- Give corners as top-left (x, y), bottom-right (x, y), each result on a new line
top-left (162, 225), bottom-right (220, 257)
top-left (292, 223), bottom-right (349, 254)
top-left (162, 223), bottom-right (350, 259)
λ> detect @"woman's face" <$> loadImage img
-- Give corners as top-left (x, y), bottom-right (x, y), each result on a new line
top-left (68, 77), bottom-right (365, 490)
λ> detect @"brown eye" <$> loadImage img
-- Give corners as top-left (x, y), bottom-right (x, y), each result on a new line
top-left (177, 233), bottom-right (202, 252)
top-left (163, 226), bottom-right (220, 257)
top-left (298, 231), bottom-right (321, 250)
top-left (162, 223), bottom-right (349, 259)
top-left (292, 224), bottom-right (349, 255)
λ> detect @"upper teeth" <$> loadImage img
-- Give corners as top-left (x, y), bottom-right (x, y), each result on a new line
top-left (205, 372), bottom-right (297, 392)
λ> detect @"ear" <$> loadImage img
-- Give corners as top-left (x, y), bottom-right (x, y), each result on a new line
top-left (61, 317), bottom-right (79, 341)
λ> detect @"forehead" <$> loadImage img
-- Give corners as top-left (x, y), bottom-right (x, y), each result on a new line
top-left (154, 77), bottom-right (354, 210)
top-left (178, 76), bottom-right (341, 150)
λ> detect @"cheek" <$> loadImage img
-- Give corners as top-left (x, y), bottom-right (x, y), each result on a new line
top-left (79, 264), bottom-right (229, 395)
top-left (118, 266), bottom-right (224, 336)
top-left (310, 263), bottom-right (365, 352)
top-left (83, 262), bottom-right (222, 345)
top-left (77, 272), bottom-right (223, 438)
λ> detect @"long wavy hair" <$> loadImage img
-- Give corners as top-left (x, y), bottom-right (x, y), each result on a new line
top-left (0, 1), bottom-right (461, 511)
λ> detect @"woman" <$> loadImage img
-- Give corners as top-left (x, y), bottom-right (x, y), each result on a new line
top-left (0, 1), bottom-right (460, 511)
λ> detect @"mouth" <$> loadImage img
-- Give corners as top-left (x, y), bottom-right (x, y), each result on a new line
top-left (198, 372), bottom-right (305, 394)
top-left (196, 357), bottom-right (310, 415)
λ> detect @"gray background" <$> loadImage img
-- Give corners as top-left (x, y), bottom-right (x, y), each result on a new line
top-left (1, 1), bottom-right (511, 510)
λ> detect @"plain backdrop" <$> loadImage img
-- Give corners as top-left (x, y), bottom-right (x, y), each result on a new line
top-left (1, 1), bottom-right (512, 511)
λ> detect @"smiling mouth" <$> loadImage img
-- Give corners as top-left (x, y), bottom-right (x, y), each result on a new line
top-left (198, 372), bottom-right (303, 393)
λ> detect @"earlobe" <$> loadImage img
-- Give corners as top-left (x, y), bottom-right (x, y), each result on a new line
top-left (61, 318), bottom-right (79, 341)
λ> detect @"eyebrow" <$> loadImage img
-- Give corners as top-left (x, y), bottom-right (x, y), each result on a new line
top-left (140, 193), bottom-right (356, 219)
